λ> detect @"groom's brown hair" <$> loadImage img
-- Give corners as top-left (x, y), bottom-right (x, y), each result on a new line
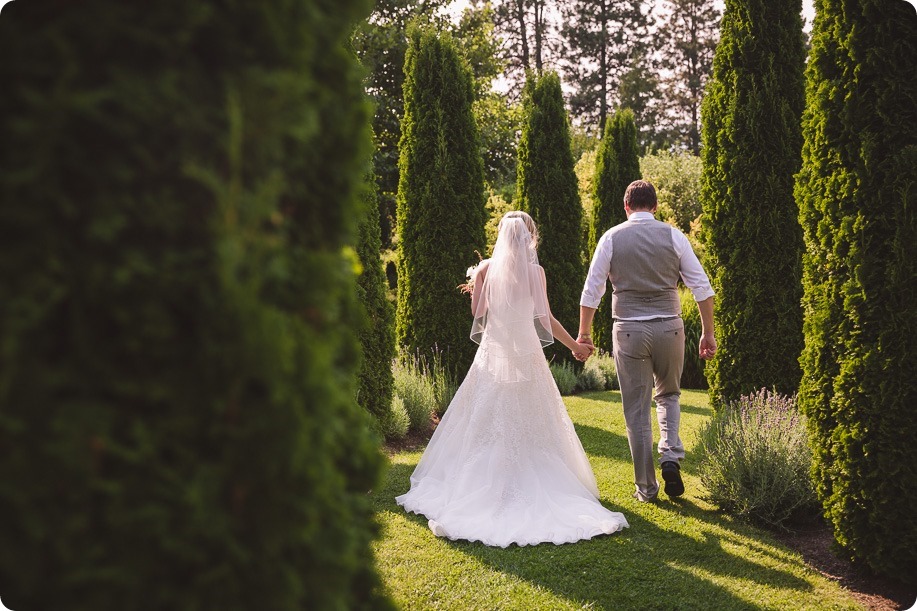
top-left (624, 180), bottom-right (657, 210)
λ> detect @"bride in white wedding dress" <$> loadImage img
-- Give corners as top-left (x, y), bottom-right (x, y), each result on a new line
top-left (396, 211), bottom-right (629, 547)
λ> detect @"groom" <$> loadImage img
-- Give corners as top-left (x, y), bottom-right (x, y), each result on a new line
top-left (577, 180), bottom-right (716, 502)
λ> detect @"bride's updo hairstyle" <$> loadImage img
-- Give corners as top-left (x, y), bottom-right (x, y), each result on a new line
top-left (500, 210), bottom-right (539, 251)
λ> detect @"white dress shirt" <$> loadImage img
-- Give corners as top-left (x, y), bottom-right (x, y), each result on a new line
top-left (580, 212), bottom-right (715, 320)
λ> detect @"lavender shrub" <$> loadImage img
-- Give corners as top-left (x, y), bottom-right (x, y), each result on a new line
top-left (696, 389), bottom-right (819, 528)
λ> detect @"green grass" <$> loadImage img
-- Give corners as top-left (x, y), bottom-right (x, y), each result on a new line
top-left (371, 390), bottom-right (861, 610)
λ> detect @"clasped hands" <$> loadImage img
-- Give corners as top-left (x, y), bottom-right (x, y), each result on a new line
top-left (572, 335), bottom-right (595, 362)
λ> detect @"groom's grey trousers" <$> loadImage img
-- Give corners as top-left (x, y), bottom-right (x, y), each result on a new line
top-left (612, 317), bottom-right (686, 502)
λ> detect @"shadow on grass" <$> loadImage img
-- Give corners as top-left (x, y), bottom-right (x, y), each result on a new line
top-left (379, 461), bottom-right (816, 610)
top-left (573, 423), bottom-right (631, 463)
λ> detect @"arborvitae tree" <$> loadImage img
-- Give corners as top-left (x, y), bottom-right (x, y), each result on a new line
top-left (395, 26), bottom-right (487, 376)
top-left (0, 1), bottom-right (389, 609)
top-left (796, 0), bottom-right (917, 581)
top-left (357, 168), bottom-right (395, 423)
top-left (590, 108), bottom-right (641, 355)
top-left (516, 71), bottom-right (584, 365)
top-left (700, 0), bottom-right (806, 405)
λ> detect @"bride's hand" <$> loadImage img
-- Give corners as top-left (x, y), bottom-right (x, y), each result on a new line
top-left (572, 341), bottom-right (594, 362)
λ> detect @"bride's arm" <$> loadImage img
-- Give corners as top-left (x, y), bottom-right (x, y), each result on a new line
top-left (536, 266), bottom-right (589, 356)
top-left (470, 261), bottom-right (489, 315)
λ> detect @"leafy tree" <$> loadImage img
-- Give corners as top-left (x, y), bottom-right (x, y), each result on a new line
top-left (455, 2), bottom-right (521, 189)
top-left (700, 0), bottom-right (806, 405)
top-left (590, 108), bottom-right (641, 354)
top-left (516, 71), bottom-right (584, 365)
top-left (640, 150), bottom-right (703, 233)
top-left (395, 27), bottom-right (487, 376)
top-left (795, 0), bottom-right (917, 581)
top-left (357, 168), bottom-right (396, 424)
top-left (353, 0), bottom-right (451, 246)
top-left (656, 0), bottom-right (720, 154)
top-left (559, 0), bottom-right (650, 132)
top-left (0, 1), bottom-right (389, 609)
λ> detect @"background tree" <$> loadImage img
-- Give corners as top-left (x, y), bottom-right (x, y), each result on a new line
top-left (395, 27), bottom-right (487, 376)
top-left (357, 166), bottom-right (396, 425)
top-left (618, 51), bottom-right (668, 153)
top-left (656, 0), bottom-right (720, 153)
top-left (795, 0), bottom-right (917, 581)
top-left (0, 1), bottom-right (388, 609)
top-left (590, 108), bottom-right (641, 354)
top-left (559, 0), bottom-right (650, 133)
top-left (492, 0), bottom-right (556, 91)
top-left (516, 71), bottom-right (584, 365)
top-left (353, 0), bottom-right (451, 247)
top-left (454, 2), bottom-right (521, 190)
top-left (700, 0), bottom-right (806, 405)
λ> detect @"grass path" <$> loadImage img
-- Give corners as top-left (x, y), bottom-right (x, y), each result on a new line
top-left (372, 390), bottom-right (861, 610)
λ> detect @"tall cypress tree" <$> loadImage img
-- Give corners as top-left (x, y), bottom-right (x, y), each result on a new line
top-left (357, 167), bottom-right (395, 423)
top-left (516, 71), bottom-right (584, 365)
top-left (590, 108), bottom-right (641, 354)
top-left (395, 26), bottom-right (487, 376)
top-left (699, 0), bottom-right (806, 405)
top-left (0, 1), bottom-right (389, 609)
top-left (796, 0), bottom-right (917, 580)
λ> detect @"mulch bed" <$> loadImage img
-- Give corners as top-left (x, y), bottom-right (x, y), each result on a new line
top-left (771, 521), bottom-right (916, 611)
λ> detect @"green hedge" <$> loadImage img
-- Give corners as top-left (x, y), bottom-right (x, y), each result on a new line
top-left (395, 26), bottom-right (487, 377)
top-left (590, 109), bottom-right (640, 355)
top-left (0, 1), bottom-right (389, 608)
top-left (795, 0), bottom-right (917, 581)
top-left (700, 0), bottom-right (806, 406)
top-left (516, 71), bottom-right (584, 365)
top-left (357, 168), bottom-right (395, 422)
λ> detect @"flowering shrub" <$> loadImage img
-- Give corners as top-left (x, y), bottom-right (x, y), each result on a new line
top-left (550, 361), bottom-right (579, 395)
top-left (696, 389), bottom-right (818, 528)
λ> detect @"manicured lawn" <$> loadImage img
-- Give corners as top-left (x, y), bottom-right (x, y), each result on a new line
top-left (372, 390), bottom-right (861, 610)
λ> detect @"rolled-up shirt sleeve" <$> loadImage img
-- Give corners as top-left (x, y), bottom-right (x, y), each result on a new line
top-left (671, 227), bottom-right (715, 302)
top-left (580, 232), bottom-right (613, 309)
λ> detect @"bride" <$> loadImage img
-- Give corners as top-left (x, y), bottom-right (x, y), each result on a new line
top-left (396, 211), bottom-right (629, 547)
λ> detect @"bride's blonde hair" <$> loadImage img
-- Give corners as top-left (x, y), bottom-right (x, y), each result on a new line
top-left (500, 210), bottom-right (539, 250)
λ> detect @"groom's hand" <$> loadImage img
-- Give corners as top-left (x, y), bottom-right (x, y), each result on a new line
top-left (572, 341), bottom-right (593, 361)
top-left (699, 333), bottom-right (717, 360)
top-left (574, 335), bottom-right (595, 361)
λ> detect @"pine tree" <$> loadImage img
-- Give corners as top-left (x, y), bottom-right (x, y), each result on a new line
top-left (0, 1), bottom-right (389, 609)
top-left (516, 71), bottom-right (584, 365)
top-left (559, 0), bottom-right (650, 132)
top-left (656, 0), bottom-right (720, 154)
top-left (700, 0), bottom-right (806, 406)
top-left (590, 108), bottom-right (641, 355)
top-left (357, 168), bottom-right (395, 423)
top-left (796, 0), bottom-right (917, 580)
top-left (395, 26), bottom-right (487, 377)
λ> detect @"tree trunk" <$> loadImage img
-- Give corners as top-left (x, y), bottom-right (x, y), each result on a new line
top-left (599, 0), bottom-right (608, 132)
top-left (516, 0), bottom-right (530, 70)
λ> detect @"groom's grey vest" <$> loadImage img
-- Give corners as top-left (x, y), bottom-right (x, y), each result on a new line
top-left (607, 217), bottom-right (682, 319)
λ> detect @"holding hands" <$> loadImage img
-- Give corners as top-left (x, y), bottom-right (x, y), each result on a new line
top-left (572, 335), bottom-right (595, 362)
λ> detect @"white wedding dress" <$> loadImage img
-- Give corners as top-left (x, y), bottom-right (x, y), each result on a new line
top-left (396, 218), bottom-right (629, 547)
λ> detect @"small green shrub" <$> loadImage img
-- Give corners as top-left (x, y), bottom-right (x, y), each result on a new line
top-left (430, 350), bottom-right (459, 418)
top-left (575, 365), bottom-right (604, 392)
top-left (380, 396), bottom-right (410, 441)
top-left (696, 389), bottom-right (818, 528)
top-left (585, 351), bottom-right (618, 390)
top-left (392, 357), bottom-right (435, 432)
top-left (550, 361), bottom-right (579, 395)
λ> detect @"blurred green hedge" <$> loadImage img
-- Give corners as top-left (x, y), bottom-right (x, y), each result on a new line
top-left (0, 1), bottom-right (389, 608)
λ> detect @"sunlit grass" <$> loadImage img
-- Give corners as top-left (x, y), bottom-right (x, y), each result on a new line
top-left (372, 390), bottom-right (861, 610)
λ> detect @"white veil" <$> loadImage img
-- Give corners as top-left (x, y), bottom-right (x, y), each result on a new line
top-left (470, 217), bottom-right (554, 360)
